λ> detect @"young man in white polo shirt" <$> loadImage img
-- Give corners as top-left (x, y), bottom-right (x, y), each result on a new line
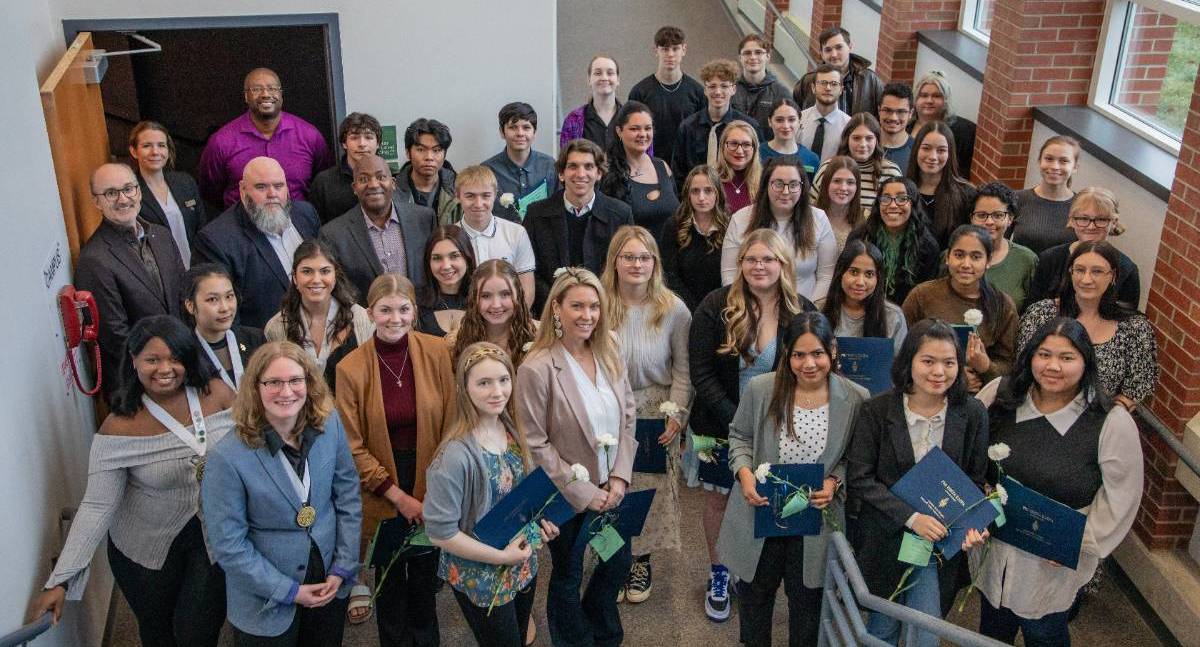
top-left (455, 165), bottom-right (537, 309)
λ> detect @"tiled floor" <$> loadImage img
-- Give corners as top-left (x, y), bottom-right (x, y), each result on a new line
top-left (104, 483), bottom-right (1165, 646)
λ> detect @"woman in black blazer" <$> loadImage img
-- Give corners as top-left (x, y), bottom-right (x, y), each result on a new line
top-left (182, 263), bottom-right (265, 389)
top-left (687, 228), bottom-right (814, 621)
top-left (130, 121), bottom-right (206, 267)
top-left (846, 318), bottom-right (989, 647)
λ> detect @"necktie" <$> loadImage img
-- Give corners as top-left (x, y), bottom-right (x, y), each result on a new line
top-left (812, 117), bottom-right (827, 161)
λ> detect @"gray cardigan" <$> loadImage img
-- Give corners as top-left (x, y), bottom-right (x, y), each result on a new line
top-left (717, 373), bottom-right (868, 588)
top-left (423, 434), bottom-right (504, 541)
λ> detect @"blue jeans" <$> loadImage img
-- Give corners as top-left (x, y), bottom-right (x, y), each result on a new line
top-left (545, 512), bottom-right (632, 647)
top-left (866, 563), bottom-right (941, 647)
top-left (979, 599), bottom-right (1071, 646)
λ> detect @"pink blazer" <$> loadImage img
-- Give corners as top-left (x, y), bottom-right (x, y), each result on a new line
top-left (515, 341), bottom-right (637, 511)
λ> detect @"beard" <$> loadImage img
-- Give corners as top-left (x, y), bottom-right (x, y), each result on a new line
top-left (245, 197), bottom-right (292, 235)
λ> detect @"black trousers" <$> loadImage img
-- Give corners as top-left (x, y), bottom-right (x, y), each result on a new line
top-left (454, 576), bottom-right (538, 647)
top-left (375, 447), bottom-right (440, 647)
top-left (106, 515), bottom-right (225, 647)
top-left (545, 512), bottom-right (632, 647)
top-left (232, 541), bottom-right (350, 647)
top-left (737, 535), bottom-right (823, 647)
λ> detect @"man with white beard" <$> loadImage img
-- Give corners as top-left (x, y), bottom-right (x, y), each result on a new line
top-left (194, 156), bottom-right (321, 328)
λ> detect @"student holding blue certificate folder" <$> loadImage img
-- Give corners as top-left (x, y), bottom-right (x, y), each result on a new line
top-left (846, 320), bottom-right (990, 647)
top-left (972, 318), bottom-right (1143, 646)
top-left (423, 343), bottom-right (561, 647)
top-left (717, 313), bottom-right (869, 645)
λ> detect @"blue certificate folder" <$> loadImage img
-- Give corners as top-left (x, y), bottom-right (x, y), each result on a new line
top-left (993, 476), bottom-right (1087, 569)
top-left (473, 467), bottom-right (578, 549)
top-left (753, 463), bottom-right (825, 538)
top-left (633, 419), bottom-right (667, 474)
top-left (952, 325), bottom-right (973, 351)
top-left (697, 445), bottom-right (735, 489)
top-left (891, 447), bottom-right (997, 560)
top-left (837, 336), bottom-right (894, 395)
top-left (573, 489), bottom-right (657, 553)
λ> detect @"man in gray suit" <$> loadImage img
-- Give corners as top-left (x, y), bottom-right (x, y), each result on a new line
top-left (319, 155), bottom-right (434, 305)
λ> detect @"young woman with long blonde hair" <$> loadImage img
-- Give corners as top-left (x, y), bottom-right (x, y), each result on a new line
top-left (424, 342), bottom-right (560, 647)
top-left (601, 225), bottom-right (693, 603)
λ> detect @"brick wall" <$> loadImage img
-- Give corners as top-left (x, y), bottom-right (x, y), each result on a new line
top-left (970, 0), bottom-right (1105, 186)
top-left (809, 0), bottom-right (845, 61)
top-left (875, 0), bottom-right (962, 85)
top-left (1143, 69), bottom-right (1200, 548)
top-left (765, 0), bottom-right (791, 49)
top-left (1114, 6), bottom-right (1178, 120)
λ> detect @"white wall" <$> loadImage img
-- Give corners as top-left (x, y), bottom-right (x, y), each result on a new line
top-left (39, 0), bottom-right (559, 171)
top-left (915, 43), bottom-right (981, 123)
top-left (1025, 121), bottom-right (1166, 310)
top-left (6, 1), bottom-right (556, 644)
top-left (842, 0), bottom-right (880, 66)
top-left (2, 3), bottom-right (106, 646)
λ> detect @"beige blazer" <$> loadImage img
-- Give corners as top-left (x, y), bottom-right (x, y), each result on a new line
top-left (515, 341), bottom-right (638, 511)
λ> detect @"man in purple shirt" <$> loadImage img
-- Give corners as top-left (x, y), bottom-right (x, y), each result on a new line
top-left (198, 67), bottom-right (333, 209)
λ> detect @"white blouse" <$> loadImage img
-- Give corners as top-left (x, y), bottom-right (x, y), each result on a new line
top-left (563, 350), bottom-right (621, 483)
top-left (720, 205), bottom-right (838, 302)
top-left (972, 378), bottom-right (1144, 619)
top-left (778, 405), bottom-right (829, 464)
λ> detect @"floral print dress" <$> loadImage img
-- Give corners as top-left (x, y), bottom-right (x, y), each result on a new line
top-left (438, 443), bottom-right (537, 607)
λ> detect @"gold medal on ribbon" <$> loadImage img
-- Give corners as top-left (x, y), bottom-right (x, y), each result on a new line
top-left (296, 504), bottom-right (317, 528)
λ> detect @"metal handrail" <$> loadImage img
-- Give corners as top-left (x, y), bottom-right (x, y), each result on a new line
top-left (1135, 405), bottom-right (1200, 478)
top-left (0, 613), bottom-right (51, 647)
top-left (759, 0), bottom-right (818, 70)
top-left (818, 532), bottom-right (1008, 647)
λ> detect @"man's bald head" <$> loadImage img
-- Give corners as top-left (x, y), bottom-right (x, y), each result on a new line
top-left (90, 163), bottom-right (141, 227)
top-left (240, 157), bottom-right (291, 234)
top-left (243, 68), bottom-right (281, 90)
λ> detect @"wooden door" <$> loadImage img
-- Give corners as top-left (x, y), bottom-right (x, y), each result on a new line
top-left (41, 32), bottom-right (110, 263)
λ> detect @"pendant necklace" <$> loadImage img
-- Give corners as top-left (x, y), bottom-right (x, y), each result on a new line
top-left (378, 345), bottom-right (410, 387)
top-left (730, 179), bottom-right (748, 195)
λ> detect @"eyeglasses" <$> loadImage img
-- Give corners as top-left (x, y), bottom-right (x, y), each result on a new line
top-left (1071, 215), bottom-right (1113, 228)
top-left (724, 140), bottom-right (755, 151)
top-left (740, 49), bottom-right (768, 58)
top-left (878, 194), bottom-right (912, 206)
top-left (92, 183), bottom-right (140, 203)
top-left (769, 179), bottom-right (804, 193)
top-left (245, 84), bottom-right (282, 95)
top-left (1070, 266), bottom-right (1113, 279)
top-left (741, 255), bottom-right (780, 267)
top-left (617, 253), bottom-right (655, 265)
top-left (259, 377), bottom-right (306, 392)
top-left (814, 80), bottom-right (842, 88)
top-left (970, 210), bottom-right (1010, 223)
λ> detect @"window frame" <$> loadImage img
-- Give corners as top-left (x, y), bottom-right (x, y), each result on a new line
top-left (958, 0), bottom-right (993, 45)
top-left (1090, 0), bottom-right (1200, 155)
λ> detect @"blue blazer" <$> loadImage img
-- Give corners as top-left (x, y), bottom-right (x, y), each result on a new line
top-left (202, 410), bottom-right (362, 638)
top-left (193, 200), bottom-right (320, 329)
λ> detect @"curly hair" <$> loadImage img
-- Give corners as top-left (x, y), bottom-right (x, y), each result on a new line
top-left (451, 260), bottom-right (537, 366)
top-left (279, 239), bottom-right (357, 352)
top-left (233, 341), bottom-right (333, 448)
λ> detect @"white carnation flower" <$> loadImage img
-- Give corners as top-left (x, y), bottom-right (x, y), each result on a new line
top-left (499, 192), bottom-right (516, 208)
top-left (596, 433), bottom-right (618, 448)
top-left (964, 309), bottom-right (984, 327)
top-left (569, 463), bottom-right (590, 483)
top-left (754, 463), bottom-right (772, 484)
top-left (987, 443), bottom-right (1011, 462)
top-left (995, 483), bottom-right (1009, 506)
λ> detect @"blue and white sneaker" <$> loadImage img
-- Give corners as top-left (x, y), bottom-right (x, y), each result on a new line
top-left (705, 564), bottom-right (731, 622)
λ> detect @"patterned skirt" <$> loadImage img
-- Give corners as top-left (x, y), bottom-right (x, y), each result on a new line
top-left (630, 384), bottom-right (682, 554)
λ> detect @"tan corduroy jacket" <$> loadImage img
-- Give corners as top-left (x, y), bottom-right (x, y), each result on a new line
top-left (335, 332), bottom-right (454, 555)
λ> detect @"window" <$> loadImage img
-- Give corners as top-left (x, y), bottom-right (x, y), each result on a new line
top-left (960, 0), bottom-right (996, 43)
top-left (1094, 0), bottom-right (1200, 152)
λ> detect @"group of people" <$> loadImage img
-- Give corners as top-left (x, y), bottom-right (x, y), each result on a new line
top-left (29, 20), bottom-right (1159, 647)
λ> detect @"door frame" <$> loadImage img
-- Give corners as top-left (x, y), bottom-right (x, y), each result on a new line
top-left (62, 13), bottom-right (346, 145)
